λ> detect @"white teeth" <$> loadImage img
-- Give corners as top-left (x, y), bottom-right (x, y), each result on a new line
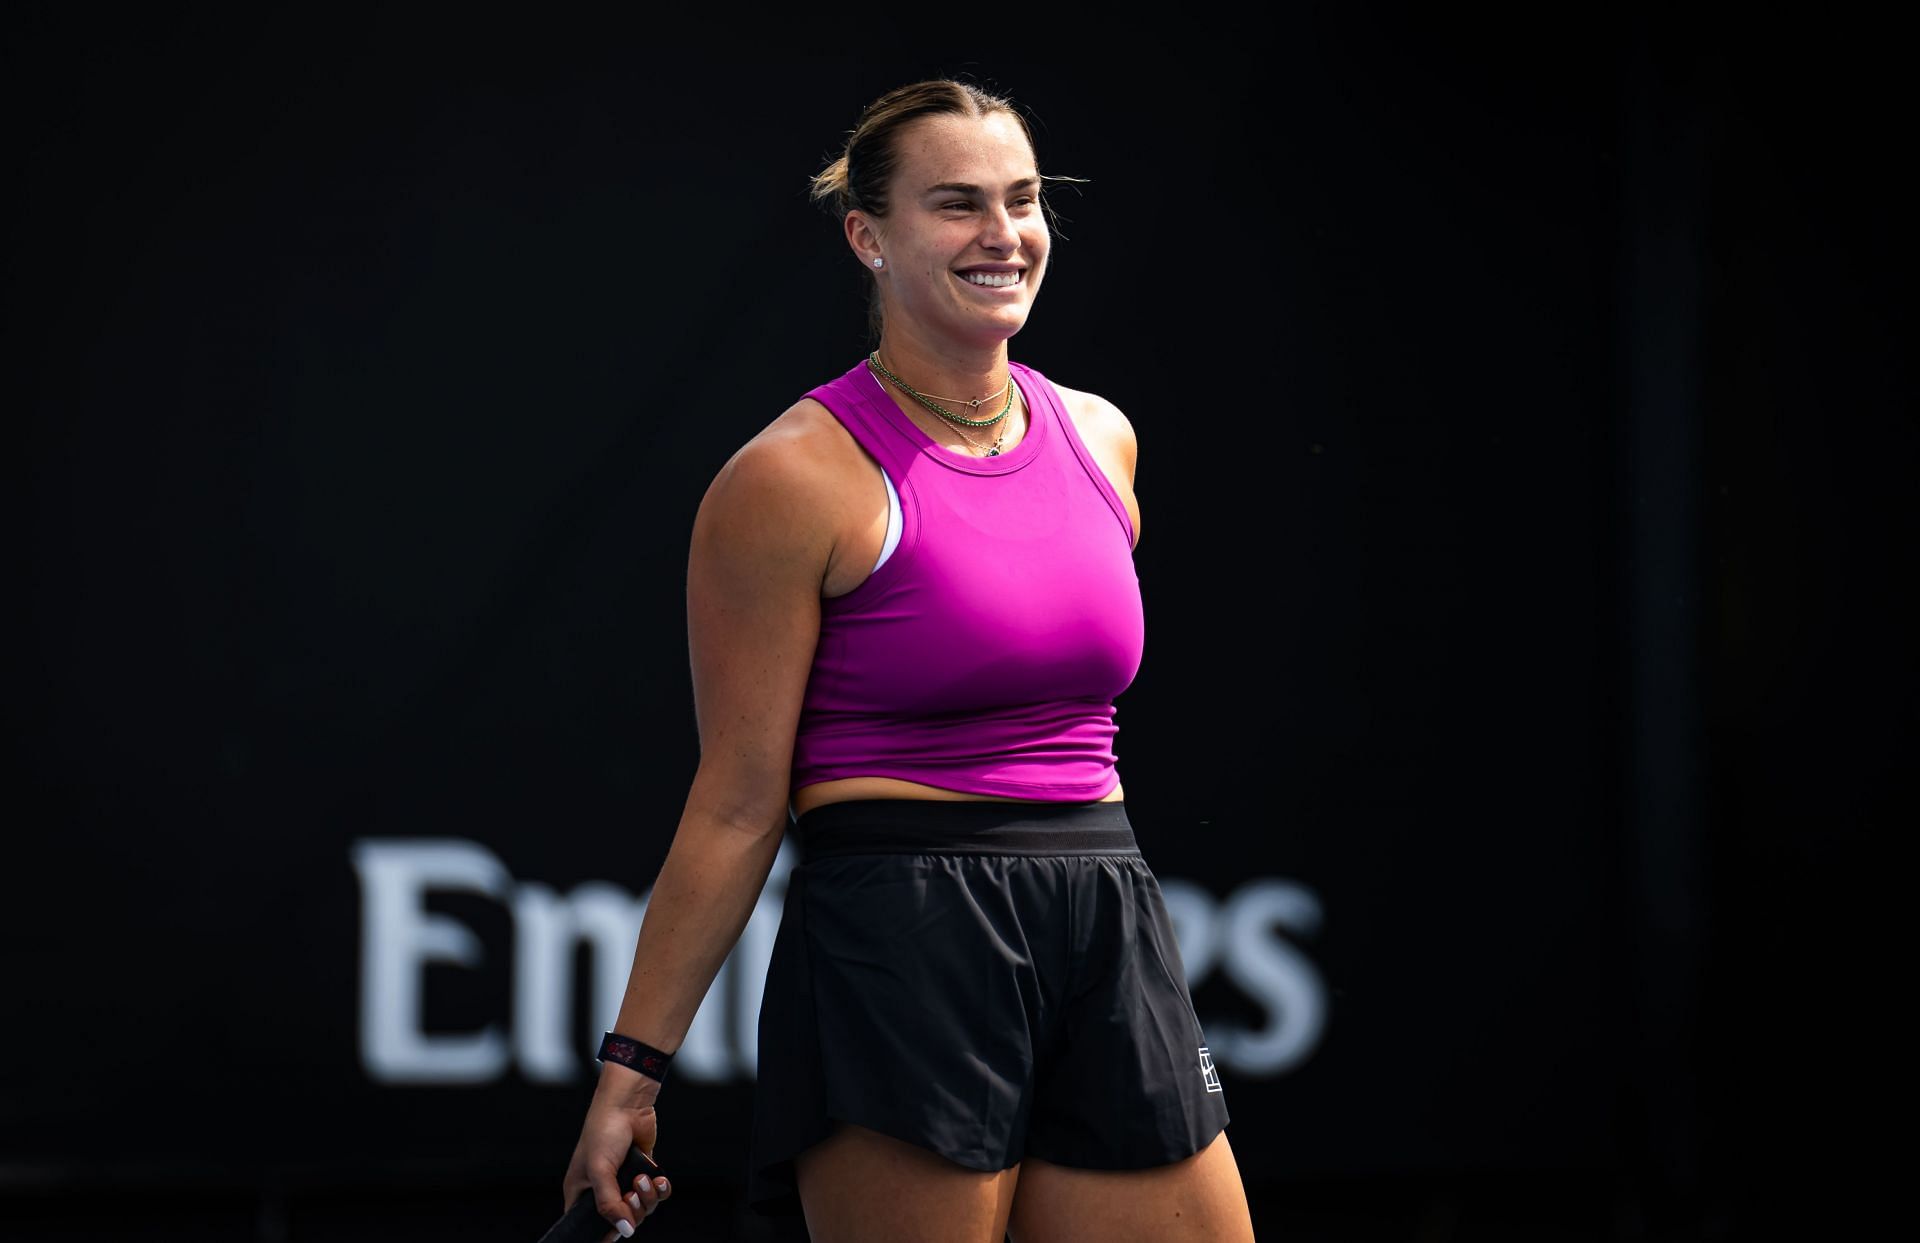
top-left (962, 271), bottom-right (1021, 287)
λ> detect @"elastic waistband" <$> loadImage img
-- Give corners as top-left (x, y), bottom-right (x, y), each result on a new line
top-left (791, 798), bottom-right (1139, 862)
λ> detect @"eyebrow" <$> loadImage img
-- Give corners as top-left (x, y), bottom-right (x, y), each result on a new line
top-left (921, 178), bottom-right (1041, 197)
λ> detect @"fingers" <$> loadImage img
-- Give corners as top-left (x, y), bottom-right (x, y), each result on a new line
top-left (628, 1167), bottom-right (673, 1222)
top-left (590, 1160), bottom-right (637, 1238)
top-left (588, 1161), bottom-right (672, 1238)
top-left (593, 1195), bottom-right (636, 1238)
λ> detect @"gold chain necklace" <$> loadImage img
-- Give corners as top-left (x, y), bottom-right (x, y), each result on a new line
top-left (866, 351), bottom-right (1014, 429)
top-left (905, 373), bottom-right (1011, 410)
top-left (945, 386), bottom-right (1024, 457)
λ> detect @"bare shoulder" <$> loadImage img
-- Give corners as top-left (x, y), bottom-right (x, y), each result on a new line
top-left (714, 397), bottom-right (859, 491)
top-left (696, 398), bottom-right (866, 551)
top-left (1050, 383), bottom-right (1139, 481)
top-left (683, 398), bottom-right (859, 828)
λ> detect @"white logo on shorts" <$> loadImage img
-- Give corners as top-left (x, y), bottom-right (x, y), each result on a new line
top-left (1198, 1046), bottom-right (1223, 1094)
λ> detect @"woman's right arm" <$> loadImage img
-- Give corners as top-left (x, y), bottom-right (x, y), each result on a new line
top-left (562, 412), bottom-right (843, 1234)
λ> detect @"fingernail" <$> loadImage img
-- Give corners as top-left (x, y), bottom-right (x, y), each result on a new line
top-left (614, 1219), bottom-right (634, 1239)
top-left (628, 1192), bottom-right (641, 1210)
top-left (656, 1179), bottom-right (670, 1194)
top-left (638, 1175), bottom-right (653, 1194)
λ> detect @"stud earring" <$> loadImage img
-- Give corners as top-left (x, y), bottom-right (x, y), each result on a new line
top-left (872, 257), bottom-right (884, 269)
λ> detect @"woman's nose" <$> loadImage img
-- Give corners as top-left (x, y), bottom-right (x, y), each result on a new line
top-left (979, 205), bottom-right (1019, 251)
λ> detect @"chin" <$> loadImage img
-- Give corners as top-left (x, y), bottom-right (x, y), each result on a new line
top-left (973, 319), bottom-right (1031, 348)
top-left (990, 302), bottom-right (1038, 335)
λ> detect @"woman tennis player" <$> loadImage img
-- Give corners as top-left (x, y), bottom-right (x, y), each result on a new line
top-left (562, 78), bottom-right (1256, 1242)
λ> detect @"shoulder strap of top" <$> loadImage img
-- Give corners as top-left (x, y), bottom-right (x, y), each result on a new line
top-left (1012, 362), bottom-right (1136, 546)
top-left (804, 361), bottom-right (919, 483)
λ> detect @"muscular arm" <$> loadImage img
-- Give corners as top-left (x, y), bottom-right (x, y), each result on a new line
top-left (581, 412), bottom-right (838, 1106)
top-left (563, 410), bottom-right (852, 1230)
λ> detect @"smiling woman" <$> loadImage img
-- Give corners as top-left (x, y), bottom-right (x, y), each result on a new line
top-left (558, 79), bottom-right (1253, 1243)
top-left (827, 103), bottom-right (1051, 358)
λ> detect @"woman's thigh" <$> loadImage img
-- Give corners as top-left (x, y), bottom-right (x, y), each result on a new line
top-left (795, 1122), bottom-right (1022, 1243)
top-left (1007, 1131), bottom-right (1256, 1243)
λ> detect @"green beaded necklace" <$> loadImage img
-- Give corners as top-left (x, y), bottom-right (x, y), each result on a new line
top-left (866, 351), bottom-right (1014, 429)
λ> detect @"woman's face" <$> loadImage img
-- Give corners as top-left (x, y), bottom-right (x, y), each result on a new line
top-left (851, 111), bottom-right (1050, 351)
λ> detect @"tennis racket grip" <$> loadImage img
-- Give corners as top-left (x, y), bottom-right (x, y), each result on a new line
top-left (538, 1147), bottom-right (662, 1243)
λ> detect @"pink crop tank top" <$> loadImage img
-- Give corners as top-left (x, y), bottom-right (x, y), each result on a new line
top-left (790, 357), bottom-right (1144, 800)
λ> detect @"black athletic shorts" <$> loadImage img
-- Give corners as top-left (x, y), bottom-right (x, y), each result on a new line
top-left (748, 799), bottom-right (1229, 1213)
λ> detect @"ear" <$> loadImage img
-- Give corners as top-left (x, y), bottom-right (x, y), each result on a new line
top-left (844, 210), bottom-right (884, 269)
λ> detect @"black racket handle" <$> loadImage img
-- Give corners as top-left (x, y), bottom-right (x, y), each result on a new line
top-left (538, 1147), bottom-right (664, 1243)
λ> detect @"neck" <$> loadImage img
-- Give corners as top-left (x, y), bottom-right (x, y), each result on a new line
top-left (873, 331), bottom-right (1009, 400)
top-left (867, 334), bottom-right (1026, 458)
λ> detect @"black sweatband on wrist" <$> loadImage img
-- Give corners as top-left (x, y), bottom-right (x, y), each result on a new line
top-left (597, 1031), bottom-right (673, 1083)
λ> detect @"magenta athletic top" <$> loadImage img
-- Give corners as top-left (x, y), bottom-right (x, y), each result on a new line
top-left (790, 358), bottom-right (1143, 800)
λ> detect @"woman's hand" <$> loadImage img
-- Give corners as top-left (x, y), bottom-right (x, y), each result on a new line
top-left (562, 1066), bottom-right (671, 1236)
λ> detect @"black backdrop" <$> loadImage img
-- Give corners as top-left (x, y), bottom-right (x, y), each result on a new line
top-left (5, 9), bottom-right (1911, 1242)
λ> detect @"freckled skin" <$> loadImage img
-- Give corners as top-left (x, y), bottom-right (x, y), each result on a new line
top-left (845, 111), bottom-right (1050, 374)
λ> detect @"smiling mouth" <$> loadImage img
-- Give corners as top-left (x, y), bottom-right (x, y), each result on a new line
top-left (960, 270), bottom-right (1024, 288)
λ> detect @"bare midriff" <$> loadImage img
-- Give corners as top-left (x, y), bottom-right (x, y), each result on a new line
top-left (790, 775), bottom-right (1126, 819)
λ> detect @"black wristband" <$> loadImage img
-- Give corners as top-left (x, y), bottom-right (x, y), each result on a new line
top-left (596, 1031), bottom-right (673, 1083)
